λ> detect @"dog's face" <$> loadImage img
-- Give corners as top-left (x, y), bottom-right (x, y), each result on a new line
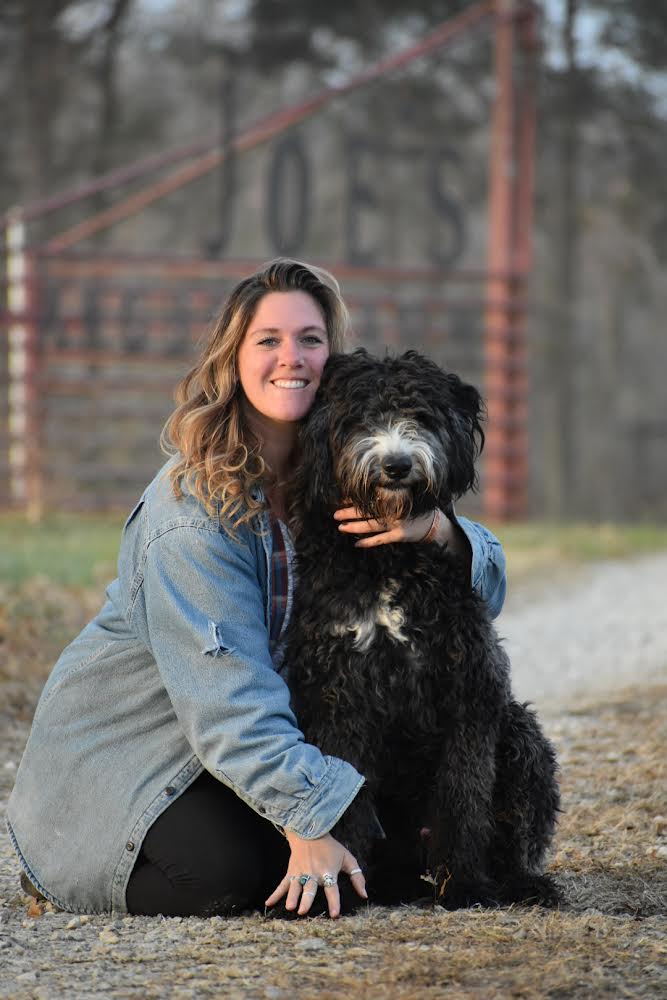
top-left (296, 349), bottom-right (485, 522)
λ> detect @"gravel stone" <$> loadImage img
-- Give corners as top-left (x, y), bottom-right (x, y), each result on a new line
top-left (295, 937), bottom-right (326, 950)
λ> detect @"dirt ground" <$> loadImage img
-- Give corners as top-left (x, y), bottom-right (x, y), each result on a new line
top-left (0, 579), bottom-right (666, 998)
top-left (0, 679), bottom-right (664, 999)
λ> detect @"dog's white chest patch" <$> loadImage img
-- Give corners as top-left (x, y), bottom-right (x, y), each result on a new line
top-left (330, 581), bottom-right (409, 651)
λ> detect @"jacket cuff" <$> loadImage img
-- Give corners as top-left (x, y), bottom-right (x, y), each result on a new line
top-left (449, 511), bottom-right (507, 619)
top-left (282, 756), bottom-right (365, 839)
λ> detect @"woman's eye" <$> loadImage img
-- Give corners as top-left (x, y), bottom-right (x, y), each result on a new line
top-left (255, 333), bottom-right (324, 347)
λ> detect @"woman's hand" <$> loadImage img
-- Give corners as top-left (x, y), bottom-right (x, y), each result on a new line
top-left (334, 505), bottom-right (452, 548)
top-left (265, 830), bottom-right (367, 918)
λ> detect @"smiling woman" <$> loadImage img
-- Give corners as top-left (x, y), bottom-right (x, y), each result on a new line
top-left (162, 259), bottom-right (348, 530)
top-left (7, 257), bottom-right (508, 921)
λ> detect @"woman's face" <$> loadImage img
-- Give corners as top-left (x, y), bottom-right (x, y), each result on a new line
top-left (237, 291), bottom-right (330, 425)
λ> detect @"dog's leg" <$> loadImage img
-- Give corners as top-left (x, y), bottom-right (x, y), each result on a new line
top-left (424, 721), bottom-right (500, 909)
top-left (289, 681), bottom-right (385, 908)
top-left (288, 626), bottom-right (388, 860)
top-left (367, 799), bottom-right (431, 905)
top-left (491, 700), bottom-right (561, 906)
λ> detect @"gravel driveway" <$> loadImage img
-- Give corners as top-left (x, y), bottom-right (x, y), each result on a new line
top-left (498, 550), bottom-right (667, 711)
top-left (1, 550), bottom-right (666, 998)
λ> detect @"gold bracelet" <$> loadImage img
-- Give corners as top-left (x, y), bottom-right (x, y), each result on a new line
top-left (421, 508), bottom-right (441, 544)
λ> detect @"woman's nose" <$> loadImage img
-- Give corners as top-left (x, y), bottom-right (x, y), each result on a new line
top-left (277, 337), bottom-right (303, 366)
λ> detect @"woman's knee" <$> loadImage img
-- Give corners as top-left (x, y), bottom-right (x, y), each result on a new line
top-left (128, 773), bottom-right (269, 916)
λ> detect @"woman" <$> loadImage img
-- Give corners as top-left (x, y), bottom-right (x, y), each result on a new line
top-left (7, 258), bottom-right (507, 919)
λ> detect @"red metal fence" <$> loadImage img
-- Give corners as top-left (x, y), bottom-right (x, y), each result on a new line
top-left (1, 0), bottom-right (536, 520)
top-left (4, 252), bottom-right (503, 511)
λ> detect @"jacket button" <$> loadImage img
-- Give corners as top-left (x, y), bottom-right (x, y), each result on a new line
top-left (126, 841), bottom-right (135, 852)
top-left (165, 786), bottom-right (175, 796)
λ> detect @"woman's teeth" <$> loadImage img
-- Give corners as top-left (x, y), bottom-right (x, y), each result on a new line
top-left (272, 380), bottom-right (309, 389)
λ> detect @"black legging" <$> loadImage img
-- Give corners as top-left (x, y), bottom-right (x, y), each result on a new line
top-left (125, 771), bottom-right (290, 917)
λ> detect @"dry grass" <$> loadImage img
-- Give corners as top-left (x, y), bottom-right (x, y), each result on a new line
top-left (0, 578), bottom-right (105, 721)
top-left (61, 904), bottom-right (665, 999)
top-left (1, 584), bottom-right (665, 998)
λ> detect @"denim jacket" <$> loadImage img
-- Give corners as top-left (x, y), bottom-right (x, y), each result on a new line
top-left (7, 459), bottom-right (506, 915)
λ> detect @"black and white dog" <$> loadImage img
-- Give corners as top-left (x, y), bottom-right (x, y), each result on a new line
top-left (285, 349), bottom-right (560, 911)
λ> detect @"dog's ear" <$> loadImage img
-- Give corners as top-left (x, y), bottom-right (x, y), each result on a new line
top-left (288, 385), bottom-right (338, 535)
top-left (298, 394), bottom-right (336, 504)
top-left (291, 352), bottom-right (373, 516)
top-left (440, 372), bottom-right (486, 501)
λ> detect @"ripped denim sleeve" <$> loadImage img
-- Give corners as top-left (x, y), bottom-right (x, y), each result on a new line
top-left (202, 620), bottom-right (236, 657)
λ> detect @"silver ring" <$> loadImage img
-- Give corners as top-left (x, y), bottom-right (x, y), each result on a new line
top-left (320, 872), bottom-right (337, 888)
top-left (303, 889), bottom-right (317, 897)
top-left (349, 867), bottom-right (363, 876)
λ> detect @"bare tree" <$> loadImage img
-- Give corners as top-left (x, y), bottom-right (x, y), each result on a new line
top-left (90, 0), bottom-right (133, 240)
top-left (543, 0), bottom-right (580, 517)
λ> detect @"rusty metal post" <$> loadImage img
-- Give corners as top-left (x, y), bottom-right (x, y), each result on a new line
top-left (6, 208), bottom-right (42, 519)
top-left (484, 0), bottom-right (530, 520)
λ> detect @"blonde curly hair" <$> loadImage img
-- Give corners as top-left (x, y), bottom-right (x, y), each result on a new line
top-left (161, 258), bottom-right (349, 530)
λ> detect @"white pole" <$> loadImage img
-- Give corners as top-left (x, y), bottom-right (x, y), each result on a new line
top-left (6, 208), bottom-right (29, 508)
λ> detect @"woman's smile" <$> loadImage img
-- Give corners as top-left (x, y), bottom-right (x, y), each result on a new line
top-left (271, 378), bottom-right (310, 389)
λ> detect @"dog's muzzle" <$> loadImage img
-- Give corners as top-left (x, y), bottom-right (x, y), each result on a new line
top-left (381, 453), bottom-right (412, 485)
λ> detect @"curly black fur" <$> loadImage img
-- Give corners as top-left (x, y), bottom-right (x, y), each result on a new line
top-left (285, 349), bottom-right (560, 912)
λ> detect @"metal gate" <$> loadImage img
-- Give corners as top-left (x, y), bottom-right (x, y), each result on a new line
top-left (2, 0), bottom-right (536, 519)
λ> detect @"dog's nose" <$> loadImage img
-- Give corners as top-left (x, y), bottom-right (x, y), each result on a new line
top-left (382, 455), bottom-right (412, 481)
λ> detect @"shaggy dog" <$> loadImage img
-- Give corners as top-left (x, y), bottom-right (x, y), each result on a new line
top-left (284, 349), bottom-right (560, 912)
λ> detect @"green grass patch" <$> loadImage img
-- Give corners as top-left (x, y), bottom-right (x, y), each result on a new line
top-left (0, 513), bottom-right (125, 587)
top-left (496, 521), bottom-right (667, 559)
top-left (1, 513), bottom-right (667, 589)
top-left (489, 521), bottom-right (667, 581)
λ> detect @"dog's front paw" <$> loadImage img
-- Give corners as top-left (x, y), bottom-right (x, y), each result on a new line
top-left (436, 877), bottom-right (500, 910)
top-left (496, 873), bottom-right (562, 908)
top-left (407, 895), bottom-right (440, 911)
